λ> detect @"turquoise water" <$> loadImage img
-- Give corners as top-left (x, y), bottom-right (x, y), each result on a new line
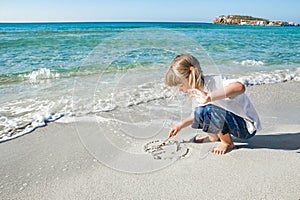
top-left (1, 22), bottom-right (299, 80)
top-left (0, 22), bottom-right (299, 142)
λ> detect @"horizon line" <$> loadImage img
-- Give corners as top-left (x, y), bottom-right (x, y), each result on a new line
top-left (0, 20), bottom-right (211, 24)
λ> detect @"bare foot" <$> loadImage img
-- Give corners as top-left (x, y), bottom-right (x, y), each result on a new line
top-left (194, 134), bottom-right (219, 143)
top-left (210, 143), bottom-right (235, 155)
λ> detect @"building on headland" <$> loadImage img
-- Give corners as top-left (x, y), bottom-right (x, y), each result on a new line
top-left (213, 15), bottom-right (299, 26)
top-left (240, 20), bottom-right (268, 26)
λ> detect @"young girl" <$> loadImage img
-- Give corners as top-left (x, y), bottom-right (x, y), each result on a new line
top-left (165, 53), bottom-right (261, 155)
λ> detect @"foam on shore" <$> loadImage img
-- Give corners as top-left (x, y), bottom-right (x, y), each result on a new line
top-left (235, 68), bottom-right (300, 85)
top-left (0, 112), bottom-right (63, 143)
top-left (0, 67), bottom-right (299, 143)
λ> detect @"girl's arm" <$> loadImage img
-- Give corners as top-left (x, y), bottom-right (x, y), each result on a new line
top-left (189, 82), bottom-right (246, 104)
top-left (168, 116), bottom-right (194, 137)
top-left (209, 81), bottom-right (245, 101)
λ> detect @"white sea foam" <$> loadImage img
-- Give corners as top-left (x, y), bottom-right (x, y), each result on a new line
top-left (0, 94), bottom-right (72, 143)
top-left (0, 112), bottom-right (63, 143)
top-left (234, 59), bottom-right (264, 66)
top-left (20, 68), bottom-right (60, 82)
top-left (236, 68), bottom-right (300, 86)
top-left (0, 80), bottom-right (168, 142)
top-left (94, 98), bottom-right (117, 112)
top-left (1, 68), bottom-right (299, 143)
top-left (124, 82), bottom-right (171, 107)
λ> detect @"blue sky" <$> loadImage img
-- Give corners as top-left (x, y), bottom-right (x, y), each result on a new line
top-left (1, 0), bottom-right (299, 23)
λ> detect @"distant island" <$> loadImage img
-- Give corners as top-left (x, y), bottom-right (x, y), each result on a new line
top-left (213, 15), bottom-right (299, 26)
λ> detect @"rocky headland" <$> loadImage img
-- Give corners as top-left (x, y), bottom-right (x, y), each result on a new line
top-left (213, 15), bottom-right (299, 26)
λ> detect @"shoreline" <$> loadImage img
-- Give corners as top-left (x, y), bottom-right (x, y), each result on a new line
top-left (0, 81), bottom-right (299, 199)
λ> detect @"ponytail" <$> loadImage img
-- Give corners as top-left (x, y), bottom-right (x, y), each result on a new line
top-left (188, 66), bottom-right (203, 89)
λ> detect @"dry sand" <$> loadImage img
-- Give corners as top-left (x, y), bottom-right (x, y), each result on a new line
top-left (0, 81), bottom-right (299, 200)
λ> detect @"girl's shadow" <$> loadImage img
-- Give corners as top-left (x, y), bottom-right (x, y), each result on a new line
top-left (235, 132), bottom-right (300, 152)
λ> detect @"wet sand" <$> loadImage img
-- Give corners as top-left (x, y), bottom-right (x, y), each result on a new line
top-left (0, 81), bottom-right (299, 200)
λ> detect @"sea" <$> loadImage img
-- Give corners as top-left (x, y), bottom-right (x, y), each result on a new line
top-left (0, 22), bottom-right (299, 143)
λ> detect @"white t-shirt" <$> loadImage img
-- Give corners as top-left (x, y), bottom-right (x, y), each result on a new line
top-left (193, 75), bottom-right (262, 133)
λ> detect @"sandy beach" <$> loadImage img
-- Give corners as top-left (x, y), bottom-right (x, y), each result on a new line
top-left (0, 81), bottom-right (299, 200)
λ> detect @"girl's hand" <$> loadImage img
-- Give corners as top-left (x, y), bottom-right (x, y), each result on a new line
top-left (188, 89), bottom-right (211, 105)
top-left (168, 124), bottom-right (182, 138)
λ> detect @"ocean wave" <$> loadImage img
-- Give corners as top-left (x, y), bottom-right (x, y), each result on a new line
top-left (0, 61), bottom-right (161, 85)
top-left (234, 59), bottom-right (264, 66)
top-left (237, 68), bottom-right (300, 86)
top-left (20, 68), bottom-right (60, 82)
top-left (0, 68), bottom-right (62, 85)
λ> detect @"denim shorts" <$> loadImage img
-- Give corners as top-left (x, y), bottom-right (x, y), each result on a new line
top-left (192, 104), bottom-right (255, 139)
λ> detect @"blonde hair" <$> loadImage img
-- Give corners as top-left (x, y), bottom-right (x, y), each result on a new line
top-left (165, 53), bottom-right (204, 89)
